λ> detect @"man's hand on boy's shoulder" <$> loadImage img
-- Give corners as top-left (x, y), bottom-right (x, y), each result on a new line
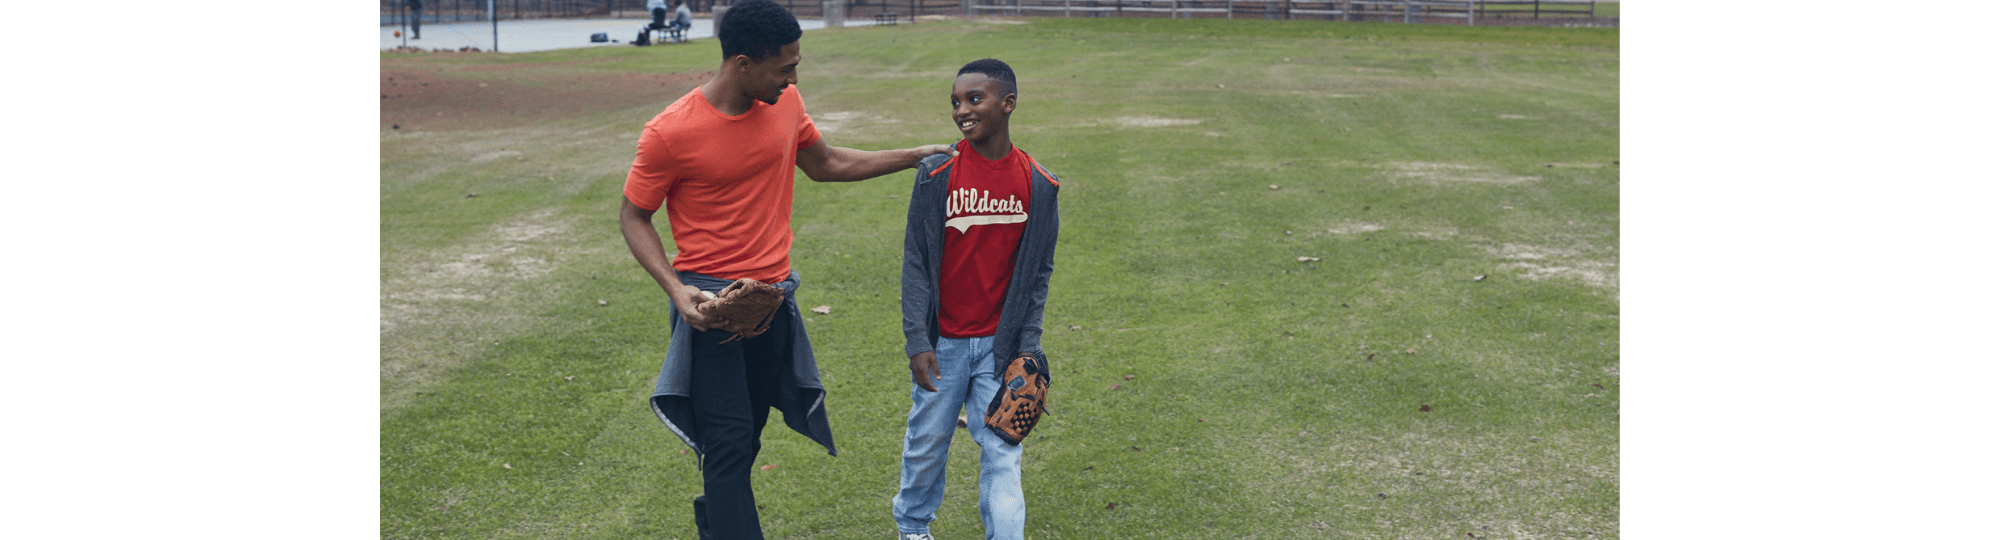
top-left (913, 143), bottom-right (958, 166)
top-left (909, 350), bottom-right (940, 392)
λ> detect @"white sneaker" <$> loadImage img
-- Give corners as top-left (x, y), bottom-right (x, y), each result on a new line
top-left (901, 534), bottom-right (934, 540)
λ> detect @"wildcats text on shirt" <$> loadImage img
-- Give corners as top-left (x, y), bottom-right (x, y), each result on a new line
top-left (945, 188), bottom-right (1028, 233)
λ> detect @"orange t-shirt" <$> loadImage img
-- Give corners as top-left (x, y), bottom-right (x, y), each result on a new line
top-left (624, 85), bottom-right (822, 284)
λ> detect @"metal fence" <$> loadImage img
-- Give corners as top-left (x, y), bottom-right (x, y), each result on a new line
top-left (381, 0), bottom-right (964, 24)
top-left (381, 0), bottom-right (1606, 27)
top-left (961, 0), bottom-right (1606, 25)
top-left (382, 0), bottom-right (660, 25)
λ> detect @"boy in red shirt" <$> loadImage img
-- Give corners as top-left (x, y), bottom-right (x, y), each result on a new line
top-left (893, 58), bottom-right (1062, 540)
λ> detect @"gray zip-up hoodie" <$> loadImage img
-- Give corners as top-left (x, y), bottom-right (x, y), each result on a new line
top-left (902, 150), bottom-right (1062, 372)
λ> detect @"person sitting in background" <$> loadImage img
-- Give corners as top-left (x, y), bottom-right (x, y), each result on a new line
top-left (648, 0), bottom-right (670, 30)
top-left (670, 0), bottom-right (695, 40)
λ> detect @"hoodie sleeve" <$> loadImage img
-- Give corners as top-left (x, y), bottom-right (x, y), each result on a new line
top-left (1014, 171), bottom-right (1060, 356)
top-left (901, 154), bottom-right (950, 359)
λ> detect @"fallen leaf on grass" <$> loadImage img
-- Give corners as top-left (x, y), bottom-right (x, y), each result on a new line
top-left (760, 465), bottom-right (777, 471)
top-left (1297, 256), bottom-right (1321, 262)
top-left (1083, 466), bottom-right (1094, 471)
top-left (1405, 348), bottom-right (1416, 354)
top-left (1419, 404), bottom-right (1431, 412)
top-left (1130, 446), bottom-right (1142, 452)
top-left (1110, 383), bottom-right (1122, 390)
top-left (1473, 275), bottom-right (1487, 281)
top-left (956, 416), bottom-right (968, 428)
top-left (811, 305), bottom-right (832, 314)
top-left (503, 463), bottom-right (513, 469)
top-left (1068, 325), bottom-right (1080, 331)
top-left (1123, 374), bottom-right (1135, 380)
top-left (1269, 184), bottom-right (1280, 190)
top-left (597, 300), bottom-right (608, 306)
top-left (1106, 502), bottom-right (1118, 510)
top-left (1366, 353), bottom-right (1376, 360)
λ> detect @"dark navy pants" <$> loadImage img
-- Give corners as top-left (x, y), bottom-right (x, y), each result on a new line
top-left (687, 310), bottom-right (793, 540)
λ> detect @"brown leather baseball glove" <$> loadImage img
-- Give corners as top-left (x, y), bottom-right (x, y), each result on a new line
top-left (984, 352), bottom-right (1051, 446)
top-left (694, 279), bottom-right (785, 343)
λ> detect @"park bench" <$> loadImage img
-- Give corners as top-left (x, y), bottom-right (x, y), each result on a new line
top-left (645, 22), bottom-right (687, 44)
top-left (875, 12), bottom-right (900, 24)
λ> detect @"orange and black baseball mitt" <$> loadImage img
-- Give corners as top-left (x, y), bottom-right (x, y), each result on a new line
top-left (984, 352), bottom-right (1051, 446)
top-left (695, 279), bottom-right (785, 343)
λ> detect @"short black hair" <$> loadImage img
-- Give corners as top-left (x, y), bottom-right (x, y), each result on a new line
top-left (957, 58), bottom-right (1017, 97)
top-left (718, 0), bottom-right (802, 60)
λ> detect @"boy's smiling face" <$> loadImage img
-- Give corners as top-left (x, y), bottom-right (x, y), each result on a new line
top-left (950, 73), bottom-right (1015, 145)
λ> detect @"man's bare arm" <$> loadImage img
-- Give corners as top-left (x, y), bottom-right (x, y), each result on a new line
top-left (795, 138), bottom-right (957, 183)
top-left (618, 197), bottom-right (714, 331)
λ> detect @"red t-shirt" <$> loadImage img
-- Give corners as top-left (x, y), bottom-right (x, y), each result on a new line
top-left (623, 86), bottom-right (822, 284)
top-left (938, 140), bottom-right (1032, 338)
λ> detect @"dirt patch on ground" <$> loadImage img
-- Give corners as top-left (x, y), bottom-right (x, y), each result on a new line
top-left (381, 59), bottom-right (708, 132)
top-left (811, 110), bottom-right (906, 136)
top-left (380, 208), bottom-right (591, 406)
top-left (1325, 221), bottom-right (1387, 234)
top-left (1486, 242), bottom-right (1619, 289)
top-left (1386, 162), bottom-right (1540, 185)
top-left (1062, 116), bottom-right (1203, 130)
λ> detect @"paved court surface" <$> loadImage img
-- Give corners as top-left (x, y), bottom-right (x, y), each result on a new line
top-left (382, 17), bottom-right (878, 53)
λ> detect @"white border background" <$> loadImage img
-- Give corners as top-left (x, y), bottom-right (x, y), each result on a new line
top-left (9, 0), bottom-right (1998, 537)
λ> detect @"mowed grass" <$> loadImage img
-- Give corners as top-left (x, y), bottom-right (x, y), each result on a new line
top-left (381, 17), bottom-right (1617, 540)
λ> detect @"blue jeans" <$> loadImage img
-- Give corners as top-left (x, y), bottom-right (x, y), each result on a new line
top-left (893, 336), bottom-right (1025, 540)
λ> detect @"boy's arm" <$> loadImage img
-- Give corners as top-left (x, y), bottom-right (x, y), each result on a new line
top-left (796, 139), bottom-right (956, 184)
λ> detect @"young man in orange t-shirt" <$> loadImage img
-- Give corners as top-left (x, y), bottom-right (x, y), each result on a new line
top-left (616, 2), bottom-right (955, 538)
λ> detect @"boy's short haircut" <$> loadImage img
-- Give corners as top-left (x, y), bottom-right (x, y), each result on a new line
top-left (957, 58), bottom-right (1018, 97)
top-left (718, 0), bottom-right (803, 60)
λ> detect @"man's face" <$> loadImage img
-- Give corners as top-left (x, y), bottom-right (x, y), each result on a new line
top-left (950, 73), bottom-right (1015, 143)
top-left (741, 41), bottom-right (802, 106)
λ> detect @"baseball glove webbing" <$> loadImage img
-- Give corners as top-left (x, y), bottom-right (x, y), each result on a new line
top-left (695, 279), bottom-right (785, 344)
top-left (984, 352), bottom-right (1051, 446)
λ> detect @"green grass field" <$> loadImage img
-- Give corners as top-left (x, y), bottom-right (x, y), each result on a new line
top-left (382, 17), bottom-right (1618, 539)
